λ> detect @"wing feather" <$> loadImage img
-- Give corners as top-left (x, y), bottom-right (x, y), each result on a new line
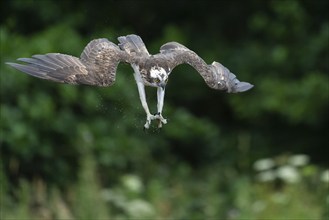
top-left (118, 34), bottom-right (150, 56)
top-left (32, 54), bottom-right (63, 69)
top-left (17, 57), bottom-right (57, 70)
top-left (159, 41), bottom-right (204, 72)
top-left (7, 39), bottom-right (130, 86)
top-left (160, 42), bottom-right (189, 54)
top-left (159, 42), bottom-right (253, 92)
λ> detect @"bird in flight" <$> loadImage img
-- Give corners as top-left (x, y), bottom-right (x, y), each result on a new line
top-left (6, 34), bottom-right (253, 129)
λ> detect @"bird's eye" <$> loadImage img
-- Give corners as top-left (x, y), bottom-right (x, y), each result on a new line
top-left (165, 78), bottom-right (168, 83)
top-left (155, 78), bottom-right (160, 83)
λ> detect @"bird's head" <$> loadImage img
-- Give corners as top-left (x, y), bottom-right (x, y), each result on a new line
top-left (150, 66), bottom-right (169, 89)
top-left (210, 61), bottom-right (253, 93)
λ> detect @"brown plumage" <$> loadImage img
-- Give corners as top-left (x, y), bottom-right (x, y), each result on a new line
top-left (7, 34), bottom-right (253, 129)
top-left (7, 38), bottom-right (130, 86)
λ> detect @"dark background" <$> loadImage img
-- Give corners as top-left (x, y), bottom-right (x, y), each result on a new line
top-left (1, 0), bottom-right (328, 219)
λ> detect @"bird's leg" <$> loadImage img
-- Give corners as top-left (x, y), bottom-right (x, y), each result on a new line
top-left (156, 87), bottom-right (167, 128)
top-left (134, 75), bottom-right (155, 129)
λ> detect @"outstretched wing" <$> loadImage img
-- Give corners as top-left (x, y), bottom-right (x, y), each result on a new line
top-left (159, 41), bottom-right (253, 93)
top-left (118, 34), bottom-right (150, 57)
top-left (6, 38), bottom-right (129, 87)
top-left (159, 42), bottom-right (192, 70)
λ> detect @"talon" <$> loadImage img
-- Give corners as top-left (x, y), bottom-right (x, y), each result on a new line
top-left (150, 114), bottom-right (157, 120)
top-left (144, 114), bottom-right (158, 129)
top-left (144, 115), bottom-right (151, 129)
top-left (156, 113), bottom-right (167, 126)
top-left (161, 118), bottom-right (167, 124)
top-left (144, 122), bottom-right (150, 130)
top-left (158, 120), bottom-right (163, 129)
top-left (144, 113), bottom-right (167, 129)
top-left (159, 113), bottom-right (167, 123)
top-left (152, 114), bottom-right (160, 120)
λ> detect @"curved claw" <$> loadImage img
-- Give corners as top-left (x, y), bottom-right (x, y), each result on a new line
top-left (144, 122), bottom-right (150, 130)
top-left (144, 115), bottom-right (151, 129)
top-left (160, 117), bottom-right (167, 124)
top-left (144, 114), bottom-right (158, 129)
top-left (144, 113), bottom-right (167, 129)
top-left (155, 113), bottom-right (167, 128)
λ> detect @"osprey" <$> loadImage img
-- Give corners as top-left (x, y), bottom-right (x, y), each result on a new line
top-left (6, 34), bottom-right (253, 129)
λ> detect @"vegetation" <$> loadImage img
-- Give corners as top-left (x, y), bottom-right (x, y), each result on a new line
top-left (1, 0), bottom-right (328, 219)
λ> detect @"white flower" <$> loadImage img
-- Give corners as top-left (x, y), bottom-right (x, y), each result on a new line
top-left (100, 189), bottom-right (125, 205)
top-left (321, 170), bottom-right (329, 183)
top-left (256, 170), bottom-right (276, 182)
top-left (125, 199), bottom-right (155, 218)
top-left (277, 165), bottom-right (300, 183)
top-left (288, 154), bottom-right (310, 166)
top-left (252, 200), bottom-right (267, 213)
top-left (253, 158), bottom-right (275, 171)
top-left (122, 174), bottom-right (143, 193)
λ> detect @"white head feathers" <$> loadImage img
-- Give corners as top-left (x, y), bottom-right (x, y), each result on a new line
top-left (150, 67), bottom-right (167, 79)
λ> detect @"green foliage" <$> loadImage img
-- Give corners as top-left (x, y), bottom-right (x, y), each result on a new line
top-left (0, 0), bottom-right (328, 218)
top-left (1, 153), bottom-right (327, 219)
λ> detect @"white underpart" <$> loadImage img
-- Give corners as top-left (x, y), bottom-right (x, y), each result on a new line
top-left (150, 67), bottom-right (167, 80)
top-left (131, 64), bottom-right (167, 129)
